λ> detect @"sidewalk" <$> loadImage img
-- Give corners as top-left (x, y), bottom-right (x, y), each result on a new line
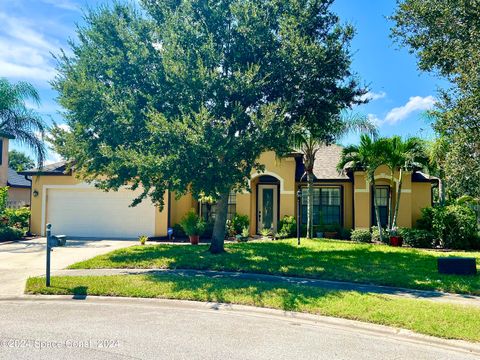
top-left (53, 268), bottom-right (480, 308)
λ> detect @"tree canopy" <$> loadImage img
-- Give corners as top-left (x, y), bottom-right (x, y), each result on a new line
top-left (391, 0), bottom-right (480, 199)
top-left (51, 0), bottom-right (365, 252)
top-left (8, 150), bottom-right (35, 172)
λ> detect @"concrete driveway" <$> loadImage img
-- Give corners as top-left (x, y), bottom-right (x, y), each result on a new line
top-left (0, 238), bottom-right (137, 296)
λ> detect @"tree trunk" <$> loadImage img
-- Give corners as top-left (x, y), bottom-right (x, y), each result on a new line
top-left (372, 177), bottom-right (383, 242)
top-left (388, 172), bottom-right (394, 230)
top-left (209, 191), bottom-right (229, 254)
top-left (392, 168), bottom-right (403, 229)
top-left (438, 177), bottom-right (446, 205)
top-left (307, 171), bottom-right (314, 239)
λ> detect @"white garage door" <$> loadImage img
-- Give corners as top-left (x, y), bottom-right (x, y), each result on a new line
top-left (46, 188), bottom-right (155, 238)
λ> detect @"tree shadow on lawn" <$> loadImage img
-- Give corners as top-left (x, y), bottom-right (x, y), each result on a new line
top-left (105, 241), bottom-right (480, 295)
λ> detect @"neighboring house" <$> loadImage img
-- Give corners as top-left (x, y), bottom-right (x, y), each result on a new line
top-left (22, 145), bottom-right (437, 238)
top-left (7, 168), bottom-right (31, 208)
top-left (0, 135), bottom-right (32, 208)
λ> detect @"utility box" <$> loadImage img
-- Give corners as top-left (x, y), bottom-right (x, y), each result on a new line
top-left (438, 257), bottom-right (477, 275)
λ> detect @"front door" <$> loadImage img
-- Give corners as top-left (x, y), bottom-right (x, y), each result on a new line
top-left (258, 184), bottom-right (278, 233)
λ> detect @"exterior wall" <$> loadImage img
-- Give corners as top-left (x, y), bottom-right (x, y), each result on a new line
top-left (169, 192), bottom-right (195, 227)
top-left (411, 182), bottom-right (432, 226)
top-left (353, 167), bottom-right (431, 229)
top-left (8, 187), bottom-right (30, 206)
top-left (0, 138), bottom-right (9, 187)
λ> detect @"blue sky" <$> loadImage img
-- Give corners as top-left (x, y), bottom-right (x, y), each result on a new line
top-left (1, 0), bottom-right (443, 163)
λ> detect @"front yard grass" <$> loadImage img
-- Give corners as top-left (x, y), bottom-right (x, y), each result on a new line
top-left (68, 238), bottom-right (480, 295)
top-left (26, 273), bottom-right (480, 342)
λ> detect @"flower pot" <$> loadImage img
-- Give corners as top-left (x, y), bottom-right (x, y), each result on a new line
top-left (189, 235), bottom-right (200, 245)
top-left (324, 231), bottom-right (338, 239)
top-left (390, 236), bottom-right (403, 247)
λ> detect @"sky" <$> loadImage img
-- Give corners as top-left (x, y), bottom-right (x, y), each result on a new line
top-left (1, 0), bottom-right (445, 164)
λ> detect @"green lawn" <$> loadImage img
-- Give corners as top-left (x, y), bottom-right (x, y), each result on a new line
top-left (26, 273), bottom-right (480, 342)
top-left (69, 238), bottom-right (480, 295)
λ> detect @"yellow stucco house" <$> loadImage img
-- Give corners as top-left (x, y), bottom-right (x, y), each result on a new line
top-left (21, 144), bottom-right (437, 239)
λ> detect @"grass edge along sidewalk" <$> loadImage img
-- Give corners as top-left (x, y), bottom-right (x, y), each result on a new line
top-left (67, 239), bottom-right (480, 295)
top-left (26, 273), bottom-right (480, 343)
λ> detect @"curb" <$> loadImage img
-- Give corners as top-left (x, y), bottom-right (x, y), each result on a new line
top-left (1, 294), bottom-right (479, 355)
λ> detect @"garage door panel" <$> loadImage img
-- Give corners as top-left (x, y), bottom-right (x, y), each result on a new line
top-left (46, 188), bottom-right (155, 238)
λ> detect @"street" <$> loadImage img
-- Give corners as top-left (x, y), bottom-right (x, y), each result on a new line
top-left (0, 296), bottom-right (478, 360)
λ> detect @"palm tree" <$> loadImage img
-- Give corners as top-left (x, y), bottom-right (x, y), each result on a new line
top-left (385, 136), bottom-right (428, 229)
top-left (0, 78), bottom-right (47, 166)
top-left (337, 134), bottom-right (386, 242)
top-left (293, 114), bottom-right (377, 239)
top-left (426, 137), bottom-right (448, 205)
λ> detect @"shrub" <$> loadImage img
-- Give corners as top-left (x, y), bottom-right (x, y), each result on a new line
top-left (417, 204), bottom-right (478, 249)
top-left (4, 207), bottom-right (30, 229)
top-left (179, 209), bottom-right (205, 236)
top-left (350, 229), bottom-right (371, 243)
top-left (0, 226), bottom-right (23, 241)
top-left (138, 235), bottom-right (148, 245)
top-left (278, 215), bottom-right (297, 237)
top-left (339, 228), bottom-right (351, 240)
top-left (399, 228), bottom-right (434, 248)
top-left (371, 226), bottom-right (389, 244)
top-left (172, 223), bottom-right (186, 238)
top-left (229, 214), bottom-right (249, 235)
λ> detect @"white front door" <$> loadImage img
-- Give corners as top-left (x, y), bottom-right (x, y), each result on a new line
top-left (258, 184), bottom-right (278, 233)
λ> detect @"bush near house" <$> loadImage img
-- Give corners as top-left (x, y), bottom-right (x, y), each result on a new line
top-left (399, 228), bottom-right (434, 249)
top-left (350, 229), bottom-right (371, 243)
top-left (0, 187), bottom-right (27, 241)
top-left (278, 215), bottom-right (297, 238)
top-left (417, 204), bottom-right (478, 249)
top-left (229, 214), bottom-right (249, 235)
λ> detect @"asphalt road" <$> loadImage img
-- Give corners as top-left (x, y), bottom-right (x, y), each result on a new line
top-left (0, 296), bottom-right (478, 360)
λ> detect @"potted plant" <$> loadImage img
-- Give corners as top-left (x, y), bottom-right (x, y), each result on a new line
top-left (324, 224), bottom-right (339, 239)
top-left (179, 209), bottom-right (205, 245)
top-left (389, 227), bottom-right (403, 247)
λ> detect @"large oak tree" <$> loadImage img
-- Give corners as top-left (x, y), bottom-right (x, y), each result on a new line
top-left (51, 0), bottom-right (364, 253)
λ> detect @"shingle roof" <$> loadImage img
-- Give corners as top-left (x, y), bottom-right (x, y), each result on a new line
top-left (7, 168), bottom-right (31, 187)
top-left (19, 161), bottom-right (69, 176)
top-left (412, 171), bottom-right (439, 183)
top-left (295, 144), bottom-right (350, 181)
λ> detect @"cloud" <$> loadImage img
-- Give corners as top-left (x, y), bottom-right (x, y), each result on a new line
top-left (40, 0), bottom-right (80, 12)
top-left (384, 96), bottom-right (436, 125)
top-left (357, 91), bottom-right (387, 102)
top-left (45, 151), bottom-right (64, 165)
top-left (0, 12), bottom-right (58, 82)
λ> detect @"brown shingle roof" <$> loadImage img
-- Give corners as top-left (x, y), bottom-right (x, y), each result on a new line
top-left (295, 144), bottom-right (350, 181)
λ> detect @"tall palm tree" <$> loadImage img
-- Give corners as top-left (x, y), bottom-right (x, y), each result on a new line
top-left (0, 78), bottom-right (47, 166)
top-left (384, 136), bottom-right (428, 229)
top-left (337, 134), bottom-right (386, 242)
top-left (293, 114), bottom-right (377, 239)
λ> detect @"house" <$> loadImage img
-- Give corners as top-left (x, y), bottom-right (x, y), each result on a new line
top-left (21, 145), bottom-right (437, 238)
top-left (0, 135), bottom-right (31, 208)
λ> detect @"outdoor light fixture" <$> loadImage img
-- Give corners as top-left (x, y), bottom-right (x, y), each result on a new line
top-left (296, 189), bottom-right (301, 245)
top-left (33, 190), bottom-right (39, 197)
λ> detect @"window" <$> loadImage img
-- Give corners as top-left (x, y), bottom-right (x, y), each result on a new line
top-left (199, 191), bottom-right (237, 222)
top-left (301, 187), bottom-right (341, 226)
top-left (372, 186), bottom-right (389, 227)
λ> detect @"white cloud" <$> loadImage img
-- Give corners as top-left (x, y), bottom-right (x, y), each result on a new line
top-left (45, 151), bottom-right (64, 165)
top-left (358, 91), bottom-right (387, 102)
top-left (0, 12), bottom-right (58, 82)
top-left (40, 0), bottom-right (80, 12)
top-left (384, 96), bottom-right (436, 125)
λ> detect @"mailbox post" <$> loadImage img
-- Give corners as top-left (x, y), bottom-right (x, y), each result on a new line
top-left (46, 223), bottom-right (52, 287)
